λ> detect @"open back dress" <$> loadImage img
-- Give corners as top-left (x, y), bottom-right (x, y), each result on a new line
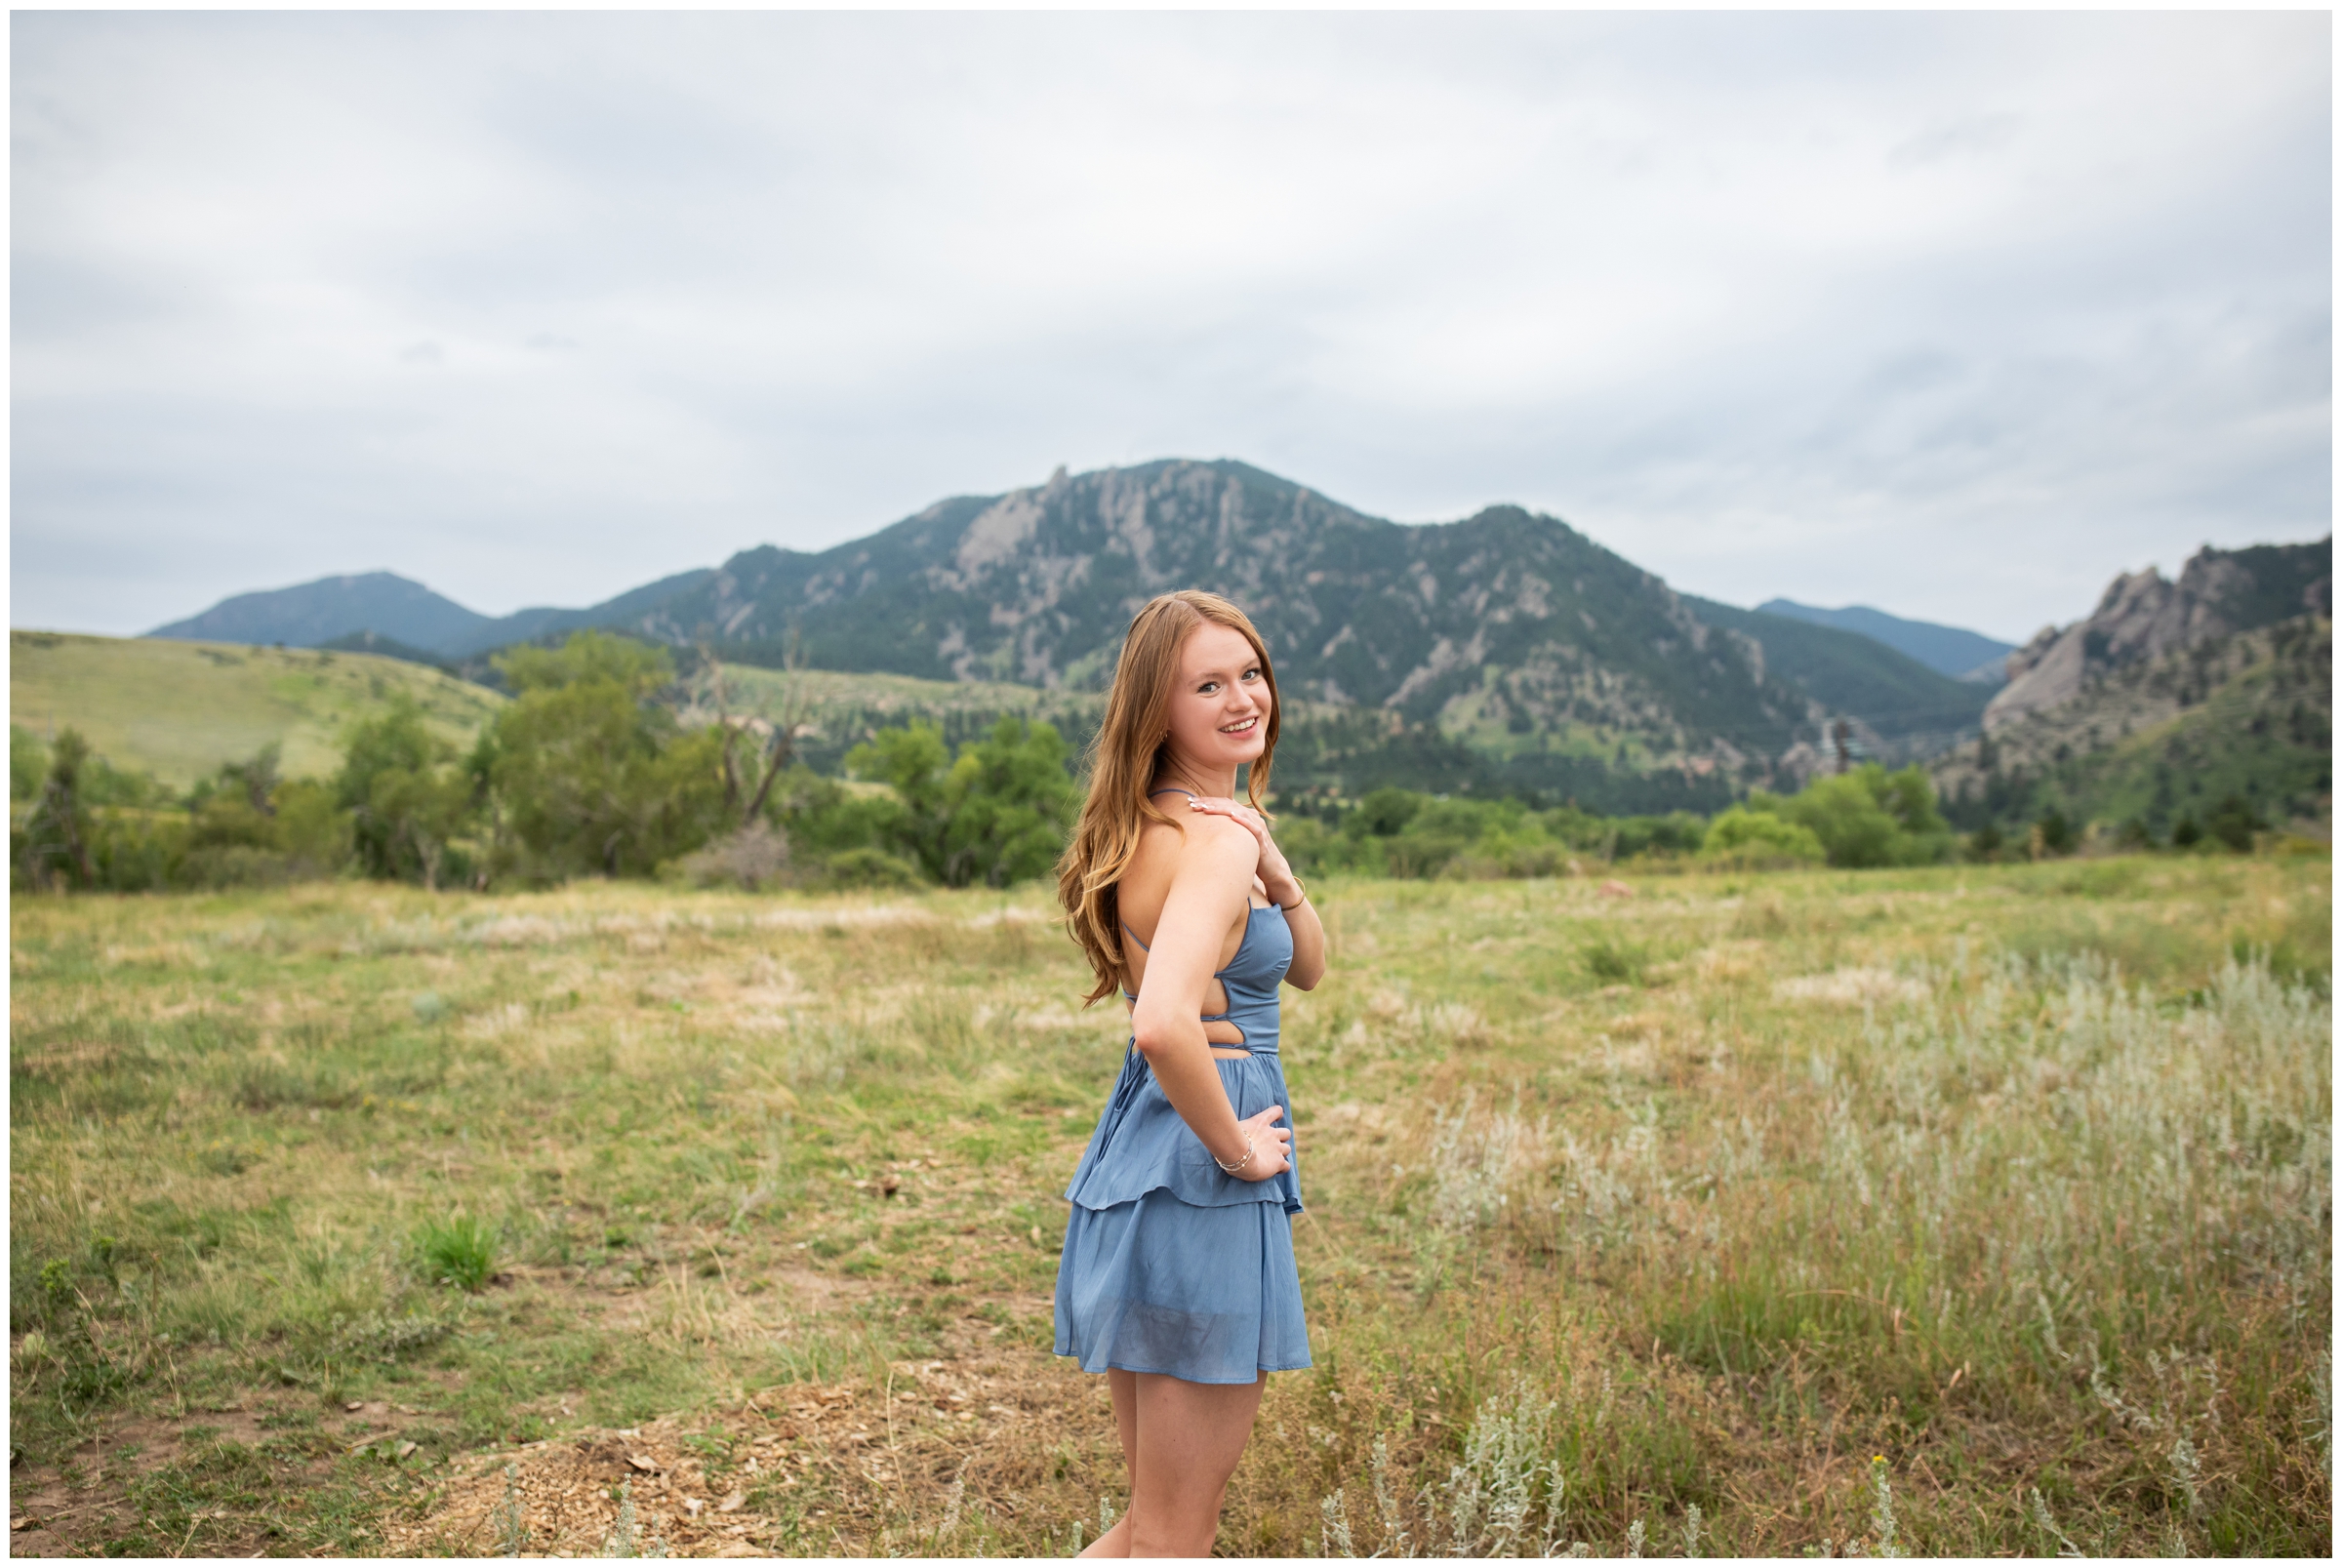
top-left (1052, 794), bottom-right (1312, 1385)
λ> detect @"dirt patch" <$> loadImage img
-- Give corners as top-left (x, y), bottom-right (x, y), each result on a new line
top-left (384, 1348), bottom-right (1110, 1557)
top-left (7, 1389), bottom-right (462, 1556)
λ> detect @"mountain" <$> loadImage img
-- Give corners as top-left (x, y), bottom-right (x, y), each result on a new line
top-left (1984, 540), bottom-right (2332, 733)
top-left (136, 459), bottom-right (2068, 807)
top-left (613, 460), bottom-right (1825, 801)
top-left (1755, 598), bottom-right (2014, 681)
top-left (1683, 598), bottom-right (1992, 761)
top-left (1930, 614), bottom-right (2329, 836)
top-left (147, 571), bottom-right (492, 652)
top-left (144, 568), bottom-right (719, 663)
top-left (437, 570), bottom-right (719, 660)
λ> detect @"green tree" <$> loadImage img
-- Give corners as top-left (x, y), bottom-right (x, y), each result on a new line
top-left (19, 729), bottom-right (97, 889)
top-left (843, 723), bottom-right (954, 879)
top-left (493, 630), bottom-right (674, 698)
top-left (2203, 793), bottom-right (2265, 853)
top-left (11, 725), bottom-right (51, 801)
top-left (1346, 786), bottom-right (1426, 839)
top-left (338, 703), bottom-right (475, 889)
top-left (2034, 807), bottom-right (2076, 858)
top-left (841, 717), bottom-right (1076, 887)
top-left (940, 717), bottom-right (1078, 887)
top-left (486, 679), bottom-right (728, 880)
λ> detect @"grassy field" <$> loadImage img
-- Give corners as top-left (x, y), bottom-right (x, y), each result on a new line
top-left (8, 856), bottom-right (2330, 1556)
top-left (10, 631), bottom-right (505, 786)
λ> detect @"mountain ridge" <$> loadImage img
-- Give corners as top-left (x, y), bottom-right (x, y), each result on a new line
top-left (127, 458), bottom-right (2139, 801)
top-left (1755, 598), bottom-right (2013, 682)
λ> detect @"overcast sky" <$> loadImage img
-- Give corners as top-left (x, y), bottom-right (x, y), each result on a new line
top-left (12, 9), bottom-right (2331, 643)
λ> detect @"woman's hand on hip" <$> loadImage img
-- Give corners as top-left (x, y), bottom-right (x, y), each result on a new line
top-left (1229, 1105), bottom-right (1291, 1182)
top-left (1188, 796), bottom-right (1302, 905)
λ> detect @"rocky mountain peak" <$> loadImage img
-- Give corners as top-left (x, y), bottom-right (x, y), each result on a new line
top-left (1985, 540), bottom-right (2331, 733)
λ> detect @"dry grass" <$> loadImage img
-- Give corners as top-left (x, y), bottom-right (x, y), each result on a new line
top-left (8, 855), bottom-right (2330, 1555)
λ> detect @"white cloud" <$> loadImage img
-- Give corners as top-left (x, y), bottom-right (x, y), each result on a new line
top-left (10, 9), bottom-right (2329, 642)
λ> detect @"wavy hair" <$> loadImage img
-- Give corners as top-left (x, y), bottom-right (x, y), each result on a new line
top-left (1056, 590), bottom-right (1281, 1005)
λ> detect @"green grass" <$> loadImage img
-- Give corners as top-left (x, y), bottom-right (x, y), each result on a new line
top-left (414, 1217), bottom-right (500, 1293)
top-left (10, 629), bottom-right (505, 786)
top-left (8, 858), bottom-right (2330, 1555)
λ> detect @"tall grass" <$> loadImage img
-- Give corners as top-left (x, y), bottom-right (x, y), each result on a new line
top-left (7, 858), bottom-right (2328, 1554)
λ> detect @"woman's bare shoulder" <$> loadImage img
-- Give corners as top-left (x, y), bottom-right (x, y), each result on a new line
top-left (1130, 813), bottom-right (1253, 884)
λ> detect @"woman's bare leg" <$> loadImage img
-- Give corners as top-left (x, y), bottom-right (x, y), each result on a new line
top-left (1081, 1370), bottom-right (1267, 1557)
top-left (1080, 1370), bottom-right (1143, 1557)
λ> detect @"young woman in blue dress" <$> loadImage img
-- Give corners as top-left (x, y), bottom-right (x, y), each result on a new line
top-left (1053, 589), bottom-right (1327, 1557)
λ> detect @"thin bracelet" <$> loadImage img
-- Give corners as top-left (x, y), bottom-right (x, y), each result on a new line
top-left (1214, 1137), bottom-right (1256, 1175)
top-left (1275, 878), bottom-right (1309, 911)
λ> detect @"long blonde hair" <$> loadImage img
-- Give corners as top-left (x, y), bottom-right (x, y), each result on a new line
top-left (1057, 590), bottom-right (1282, 1005)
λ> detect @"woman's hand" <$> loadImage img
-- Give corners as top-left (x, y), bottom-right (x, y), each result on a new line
top-left (1188, 796), bottom-right (1302, 905)
top-left (1225, 1105), bottom-right (1291, 1182)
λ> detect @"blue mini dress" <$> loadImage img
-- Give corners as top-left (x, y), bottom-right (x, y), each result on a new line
top-left (1053, 871), bottom-right (1312, 1386)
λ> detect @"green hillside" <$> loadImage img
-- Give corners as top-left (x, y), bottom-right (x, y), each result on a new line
top-left (11, 630), bottom-right (504, 787)
top-left (1685, 596), bottom-right (1993, 753)
top-left (680, 661), bottom-right (1105, 775)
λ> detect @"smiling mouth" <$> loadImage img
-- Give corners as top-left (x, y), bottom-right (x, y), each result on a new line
top-left (1219, 716), bottom-right (1259, 736)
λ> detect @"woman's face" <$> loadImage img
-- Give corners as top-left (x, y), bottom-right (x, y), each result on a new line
top-left (1163, 622), bottom-right (1272, 775)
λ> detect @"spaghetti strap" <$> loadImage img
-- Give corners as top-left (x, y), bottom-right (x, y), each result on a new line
top-left (1148, 787), bottom-right (1196, 799)
top-left (1120, 919), bottom-right (1151, 953)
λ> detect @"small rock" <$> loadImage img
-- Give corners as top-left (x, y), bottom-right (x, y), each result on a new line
top-left (626, 1453), bottom-right (662, 1473)
top-left (344, 1400), bottom-right (365, 1412)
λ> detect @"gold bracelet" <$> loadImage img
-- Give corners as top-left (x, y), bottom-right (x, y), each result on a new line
top-left (1275, 878), bottom-right (1308, 911)
top-left (1213, 1137), bottom-right (1256, 1175)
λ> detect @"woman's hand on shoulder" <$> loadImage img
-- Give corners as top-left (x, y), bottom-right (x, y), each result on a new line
top-left (1185, 796), bottom-right (1302, 905)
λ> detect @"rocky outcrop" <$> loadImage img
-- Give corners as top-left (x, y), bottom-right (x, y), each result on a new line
top-left (1984, 541), bottom-right (2331, 734)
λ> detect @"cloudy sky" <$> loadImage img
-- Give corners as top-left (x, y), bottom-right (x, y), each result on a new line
top-left (12, 9), bottom-right (2330, 643)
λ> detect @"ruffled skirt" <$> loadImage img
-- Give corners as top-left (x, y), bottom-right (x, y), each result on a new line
top-left (1053, 1048), bottom-right (1312, 1385)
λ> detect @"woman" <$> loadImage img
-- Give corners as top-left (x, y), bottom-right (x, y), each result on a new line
top-left (1053, 589), bottom-right (1327, 1557)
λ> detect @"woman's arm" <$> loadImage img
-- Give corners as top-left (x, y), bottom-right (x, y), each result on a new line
top-left (1276, 883), bottom-right (1326, 990)
top-left (1183, 796), bottom-right (1326, 989)
top-left (1127, 817), bottom-right (1293, 1181)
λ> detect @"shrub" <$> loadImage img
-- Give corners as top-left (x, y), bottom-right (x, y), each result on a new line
top-left (2204, 793), bottom-right (2265, 853)
top-left (675, 823), bottom-right (791, 890)
top-left (1744, 764), bottom-right (1953, 868)
top-left (821, 847), bottom-right (922, 890)
top-left (2034, 806), bottom-right (2076, 857)
top-left (1699, 806), bottom-right (1825, 867)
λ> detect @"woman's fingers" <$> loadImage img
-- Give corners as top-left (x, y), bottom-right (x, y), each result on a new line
top-left (1189, 796), bottom-right (1266, 837)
